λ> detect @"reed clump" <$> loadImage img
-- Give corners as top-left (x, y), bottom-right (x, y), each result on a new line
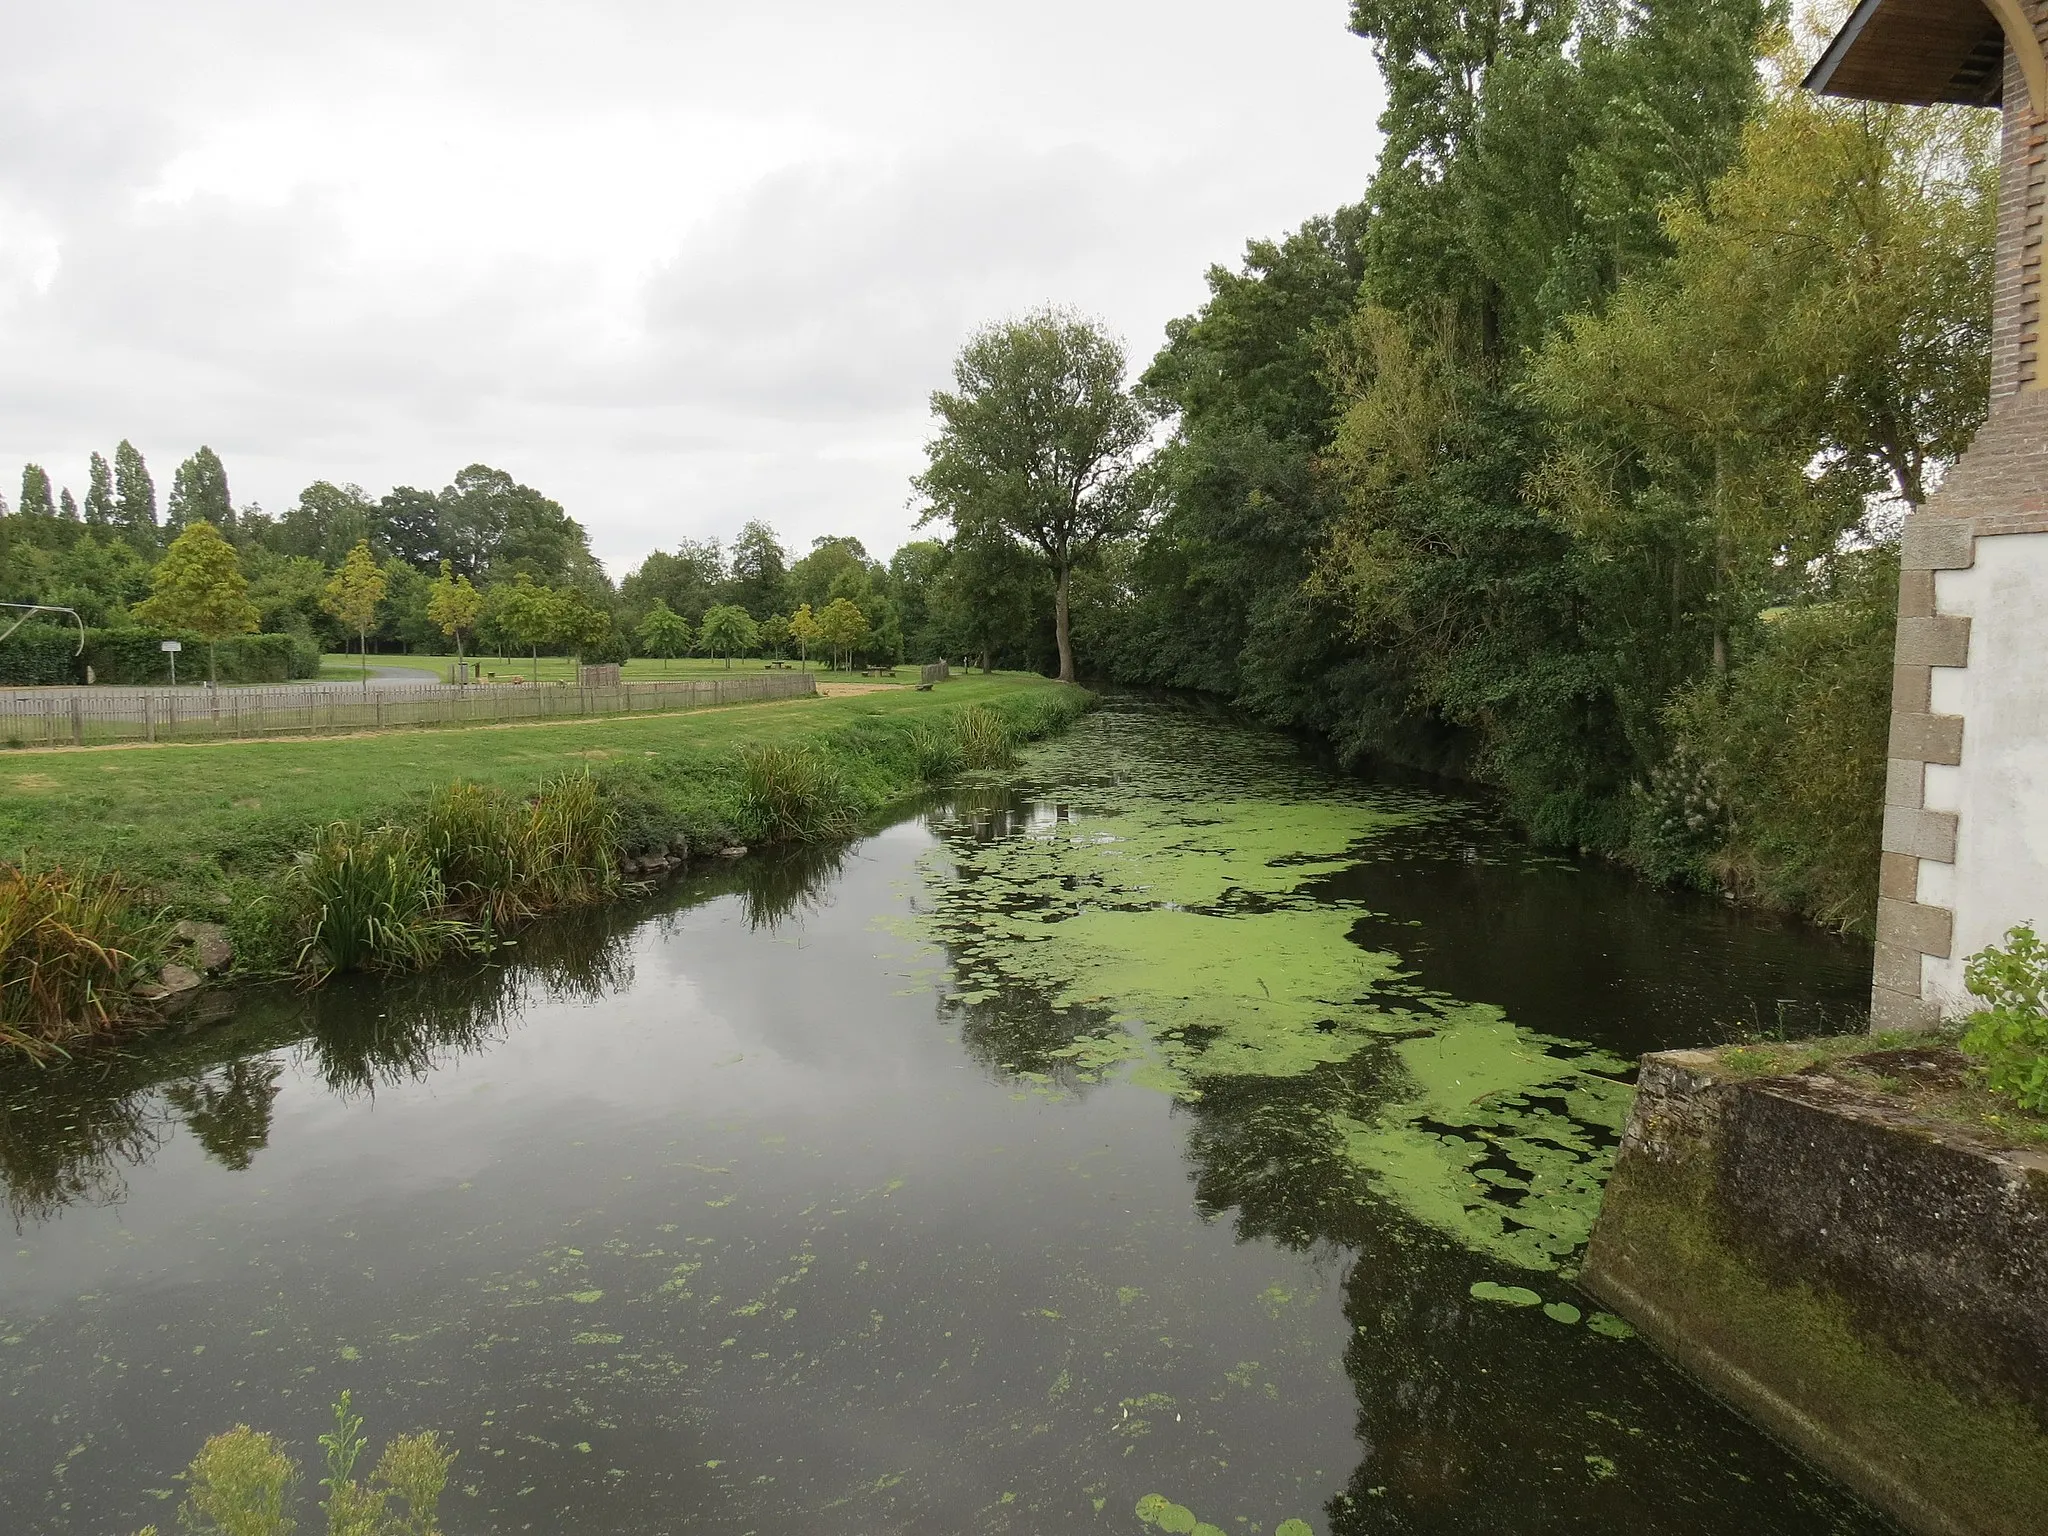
top-left (0, 864), bottom-right (153, 1059)
top-left (955, 705), bottom-right (1015, 770)
top-left (736, 742), bottom-right (858, 843)
top-left (296, 772), bottom-right (621, 977)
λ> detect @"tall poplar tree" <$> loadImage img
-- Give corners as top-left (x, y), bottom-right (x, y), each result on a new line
top-left (114, 440), bottom-right (157, 552)
top-left (18, 464), bottom-right (54, 519)
top-left (168, 447), bottom-right (234, 535)
top-left (83, 452), bottom-right (115, 529)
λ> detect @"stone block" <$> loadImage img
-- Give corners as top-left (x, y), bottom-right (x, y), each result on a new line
top-left (1888, 713), bottom-right (1965, 766)
top-left (1896, 568), bottom-right (1937, 619)
top-left (1897, 568), bottom-right (1937, 619)
top-left (1901, 516), bottom-right (1975, 571)
top-left (1894, 615), bottom-right (1972, 668)
top-left (1879, 852), bottom-right (1920, 902)
top-left (1891, 665), bottom-right (1931, 714)
top-left (1883, 805), bottom-right (1959, 863)
top-left (1884, 759), bottom-right (1924, 809)
top-left (1869, 985), bottom-right (1941, 1034)
top-left (1873, 940), bottom-right (1926, 994)
top-left (1878, 897), bottom-right (1954, 960)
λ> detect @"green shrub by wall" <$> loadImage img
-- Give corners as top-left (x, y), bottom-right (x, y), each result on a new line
top-left (82, 629), bottom-right (316, 685)
top-left (0, 623), bottom-right (82, 686)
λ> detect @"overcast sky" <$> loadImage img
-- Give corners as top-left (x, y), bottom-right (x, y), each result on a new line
top-left (0, 1), bottom-right (1384, 578)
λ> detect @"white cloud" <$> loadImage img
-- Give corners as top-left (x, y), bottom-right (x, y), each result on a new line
top-left (0, 0), bottom-right (1383, 570)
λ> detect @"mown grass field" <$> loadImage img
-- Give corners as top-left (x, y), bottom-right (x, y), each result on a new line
top-left (318, 652), bottom-right (916, 684)
top-left (1, 673), bottom-right (1060, 910)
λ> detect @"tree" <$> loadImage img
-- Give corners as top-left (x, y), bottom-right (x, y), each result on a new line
top-left (168, 447), bottom-right (234, 535)
top-left (487, 573), bottom-right (560, 672)
top-left (58, 488), bottom-right (78, 522)
top-left (915, 308), bottom-right (1151, 682)
top-left (788, 603), bottom-right (822, 671)
top-left (132, 521), bottom-right (260, 685)
top-left (18, 464), bottom-right (54, 519)
top-left (281, 481), bottom-right (376, 566)
top-left (83, 452), bottom-right (114, 530)
top-left (114, 439), bottom-right (157, 553)
top-left (634, 599), bottom-right (693, 673)
top-left (426, 559), bottom-right (486, 680)
top-left (698, 603), bottom-right (759, 668)
top-left (729, 520), bottom-right (789, 616)
top-left (321, 539), bottom-right (390, 689)
top-left (758, 611), bottom-right (793, 659)
top-left (817, 596), bottom-right (870, 672)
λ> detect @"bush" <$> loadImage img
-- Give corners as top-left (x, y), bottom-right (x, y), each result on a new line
top-left (1960, 923), bottom-right (2048, 1114)
top-left (138, 1391), bottom-right (455, 1536)
top-left (0, 864), bottom-right (155, 1060)
top-left (1661, 553), bottom-right (1895, 933)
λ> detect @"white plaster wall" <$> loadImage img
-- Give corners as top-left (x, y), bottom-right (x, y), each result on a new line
top-left (1923, 533), bottom-right (2048, 1012)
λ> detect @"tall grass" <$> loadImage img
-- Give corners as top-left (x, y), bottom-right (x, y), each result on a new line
top-left (294, 824), bottom-right (473, 978)
top-left (297, 772), bottom-right (621, 977)
top-left (736, 743), bottom-right (858, 843)
top-left (955, 705), bottom-right (1015, 770)
top-left (0, 865), bottom-right (152, 1060)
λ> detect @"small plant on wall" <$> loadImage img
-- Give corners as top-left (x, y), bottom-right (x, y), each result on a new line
top-left (1960, 923), bottom-right (2048, 1113)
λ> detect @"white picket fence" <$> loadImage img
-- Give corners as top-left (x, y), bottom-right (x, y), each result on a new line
top-left (0, 673), bottom-right (818, 748)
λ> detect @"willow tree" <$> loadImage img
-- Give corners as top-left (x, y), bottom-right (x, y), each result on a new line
top-left (915, 308), bottom-right (1150, 683)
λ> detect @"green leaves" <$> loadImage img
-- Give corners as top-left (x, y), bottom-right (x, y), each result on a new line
top-left (1962, 925), bottom-right (2048, 1113)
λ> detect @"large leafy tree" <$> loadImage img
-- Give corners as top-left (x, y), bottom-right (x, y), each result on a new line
top-left (634, 599), bottom-right (693, 672)
top-left (168, 447), bottom-right (234, 535)
top-left (698, 603), bottom-right (759, 668)
top-left (816, 597), bottom-right (871, 673)
top-left (133, 521), bottom-right (260, 685)
top-left (728, 520), bottom-right (788, 616)
top-left (915, 308), bottom-right (1151, 682)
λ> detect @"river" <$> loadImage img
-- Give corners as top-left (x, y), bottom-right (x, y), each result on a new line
top-left (0, 697), bottom-right (1888, 1534)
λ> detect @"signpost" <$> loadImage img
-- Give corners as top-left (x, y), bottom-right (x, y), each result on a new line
top-left (161, 638), bottom-right (181, 687)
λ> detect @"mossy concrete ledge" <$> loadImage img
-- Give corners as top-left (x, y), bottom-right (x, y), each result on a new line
top-left (1581, 1047), bottom-right (2048, 1536)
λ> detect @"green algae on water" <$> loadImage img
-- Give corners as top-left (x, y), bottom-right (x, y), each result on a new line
top-left (908, 711), bottom-right (1633, 1273)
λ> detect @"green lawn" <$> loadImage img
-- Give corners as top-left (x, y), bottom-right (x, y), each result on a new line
top-left (318, 653), bottom-right (913, 685)
top-left (1, 673), bottom-right (1056, 909)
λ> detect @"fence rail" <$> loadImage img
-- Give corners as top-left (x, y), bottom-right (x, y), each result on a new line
top-left (0, 674), bottom-right (818, 749)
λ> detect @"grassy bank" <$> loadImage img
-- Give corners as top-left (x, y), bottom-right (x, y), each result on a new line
top-left (0, 674), bottom-right (1089, 1057)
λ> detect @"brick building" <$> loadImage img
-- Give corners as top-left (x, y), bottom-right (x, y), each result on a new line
top-left (1806, 0), bottom-right (2048, 1029)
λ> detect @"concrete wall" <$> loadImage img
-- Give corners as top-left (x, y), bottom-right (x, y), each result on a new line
top-left (1919, 533), bottom-right (2048, 1010)
top-left (1582, 1046), bottom-right (2048, 1536)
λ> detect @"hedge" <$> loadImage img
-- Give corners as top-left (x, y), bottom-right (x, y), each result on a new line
top-left (0, 626), bottom-right (321, 686)
top-left (0, 623), bottom-right (80, 686)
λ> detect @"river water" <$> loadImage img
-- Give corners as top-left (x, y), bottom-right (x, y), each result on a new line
top-left (0, 699), bottom-right (1888, 1534)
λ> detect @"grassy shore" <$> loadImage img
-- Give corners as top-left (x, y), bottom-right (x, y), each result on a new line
top-left (0, 673), bottom-right (1088, 1052)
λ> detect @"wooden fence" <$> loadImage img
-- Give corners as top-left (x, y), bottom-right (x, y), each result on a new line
top-left (0, 673), bottom-right (818, 748)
